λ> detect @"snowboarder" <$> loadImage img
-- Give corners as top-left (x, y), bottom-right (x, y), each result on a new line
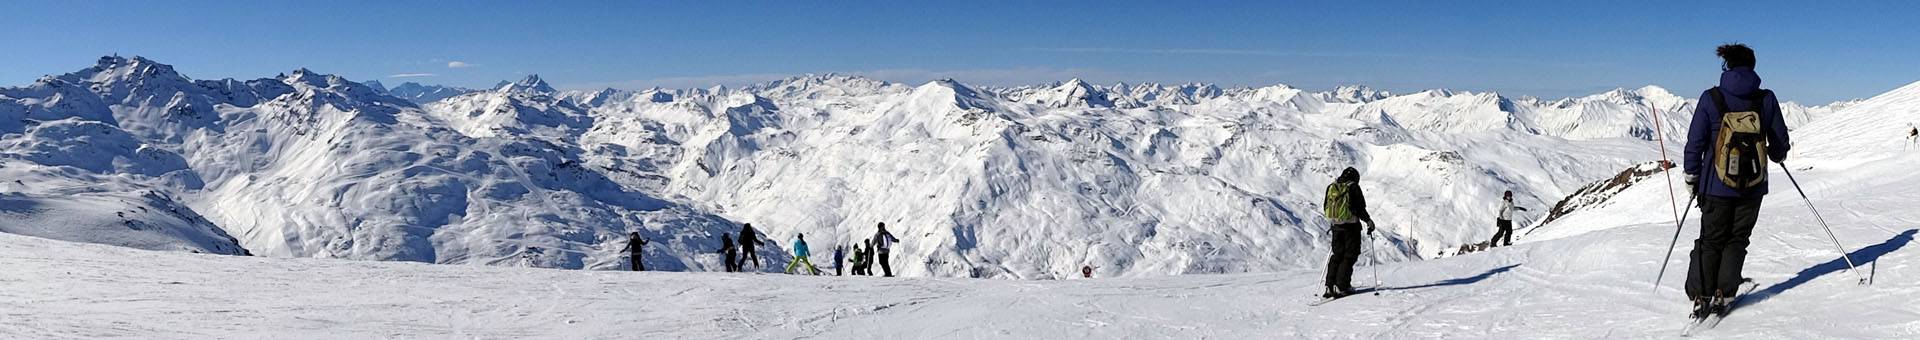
top-left (738, 223), bottom-right (766, 270)
top-left (786, 233), bottom-right (821, 275)
top-left (1681, 43), bottom-right (1792, 319)
top-left (1321, 167), bottom-right (1376, 298)
top-left (719, 233), bottom-right (740, 272)
top-left (1488, 190), bottom-right (1529, 247)
top-left (624, 232), bottom-right (647, 272)
top-left (872, 222), bottom-right (901, 277)
top-left (834, 245), bottom-right (846, 276)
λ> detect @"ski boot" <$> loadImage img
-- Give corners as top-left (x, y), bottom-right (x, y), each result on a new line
top-left (1710, 294), bottom-right (1734, 317)
top-left (1688, 297), bottom-right (1712, 319)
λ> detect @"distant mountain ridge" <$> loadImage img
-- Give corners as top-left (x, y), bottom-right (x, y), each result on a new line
top-left (0, 55), bottom-right (1890, 279)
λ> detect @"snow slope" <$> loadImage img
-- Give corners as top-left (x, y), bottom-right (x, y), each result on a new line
top-left (3, 143), bottom-right (1913, 338)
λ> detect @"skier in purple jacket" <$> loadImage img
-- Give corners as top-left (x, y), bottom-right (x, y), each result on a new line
top-left (1680, 43), bottom-right (1791, 319)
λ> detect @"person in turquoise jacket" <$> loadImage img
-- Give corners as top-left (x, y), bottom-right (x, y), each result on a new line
top-left (786, 233), bottom-right (821, 275)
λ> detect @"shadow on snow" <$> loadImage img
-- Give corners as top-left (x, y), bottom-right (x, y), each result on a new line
top-left (1364, 263), bottom-right (1522, 294)
top-left (1739, 228), bottom-right (1916, 308)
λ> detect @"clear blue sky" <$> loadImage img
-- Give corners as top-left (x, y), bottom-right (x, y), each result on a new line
top-left (3, 1), bottom-right (1914, 104)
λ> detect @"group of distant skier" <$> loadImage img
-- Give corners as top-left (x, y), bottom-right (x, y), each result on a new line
top-left (624, 222), bottom-right (900, 277)
top-left (1318, 44), bottom-right (1802, 323)
top-left (618, 43), bottom-right (1809, 324)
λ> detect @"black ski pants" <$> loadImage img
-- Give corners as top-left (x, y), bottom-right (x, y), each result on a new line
top-left (1686, 195), bottom-right (1763, 299)
top-left (1326, 223), bottom-right (1364, 292)
top-left (878, 250), bottom-right (894, 277)
top-left (740, 246), bottom-right (760, 269)
top-left (1489, 219), bottom-right (1514, 247)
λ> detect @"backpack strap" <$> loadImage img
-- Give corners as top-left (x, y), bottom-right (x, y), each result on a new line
top-left (1709, 86), bottom-right (1729, 113)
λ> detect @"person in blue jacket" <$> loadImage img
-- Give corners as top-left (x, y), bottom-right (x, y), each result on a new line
top-left (786, 233), bottom-right (821, 275)
top-left (1681, 43), bottom-right (1791, 319)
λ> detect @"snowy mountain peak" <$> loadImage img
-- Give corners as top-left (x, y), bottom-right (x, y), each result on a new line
top-left (1324, 85), bottom-right (1391, 103)
top-left (906, 79), bottom-right (997, 111)
top-left (1632, 85), bottom-right (1674, 99)
top-left (387, 82), bottom-right (478, 104)
top-left (70, 55), bottom-right (191, 88)
top-left (496, 74), bottom-right (556, 93)
top-left (363, 80), bottom-right (390, 94)
top-left (1026, 78), bottom-right (1113, 108)
top-left (752, 74), bottom-right (896, 99)
top-left (281, 68), bottom-right (332, 88)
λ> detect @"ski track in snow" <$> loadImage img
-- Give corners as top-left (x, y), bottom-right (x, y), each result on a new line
top-left (4, 166), bottom-right (1918, 340)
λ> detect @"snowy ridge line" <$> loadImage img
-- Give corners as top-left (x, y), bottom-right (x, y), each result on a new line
top-left (0, 55), bottom-right (1905, 279)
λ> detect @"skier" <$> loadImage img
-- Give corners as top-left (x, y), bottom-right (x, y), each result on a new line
top-left (719, 233), bottom-right (739, 272)
top-left (1082, 265), bottom-right (1094, 279)
top-left (737, 223), bottom-right (766, 270)
top-left (855, 241), bottom-right (872, 275)
top-left (834, 245), bottom-right (846, 276)
top-left (624, 232), bottom-right (647, 272)
top-left (872, 222), bottom-right (901, 277)
top-left (1681, 43), bottom-right (1791, 319)
top-left (1321, 167), bottom-right (1376, 298)
top-left (848, 244), bottom-right (864, 275)
top-left (1908, 126), bottom-right (1917, 147)
top-left (1488, 190), bottom-right (1529, 247)
top-left (786, 233), bottom-right (821, 275)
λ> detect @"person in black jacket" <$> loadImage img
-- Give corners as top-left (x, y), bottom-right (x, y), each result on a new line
top-left (737, 223), bottom-right (766, 270)
top-left (624, 232), bottom-right (648, 272)
top-left (720, 233), bottom-right (740, 272)
top-left (1321, 167), bottom-right (1377, 298)
top-left (834, 245), bottom-right (846, 276)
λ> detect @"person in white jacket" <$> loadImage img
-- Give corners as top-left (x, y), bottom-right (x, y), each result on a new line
top-left (1488, 191), bottom-right (1528, 247)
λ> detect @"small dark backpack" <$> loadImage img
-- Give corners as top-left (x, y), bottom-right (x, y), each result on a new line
top-left (1709, 87), bottom-right (1772, 191)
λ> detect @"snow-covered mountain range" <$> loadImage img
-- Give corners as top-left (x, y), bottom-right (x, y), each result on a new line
top-left (0, 56), bottom-right (1875, 279)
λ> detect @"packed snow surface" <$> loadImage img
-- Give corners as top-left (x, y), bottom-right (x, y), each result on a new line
top-left (2, 146), bottom-right (1914, 338)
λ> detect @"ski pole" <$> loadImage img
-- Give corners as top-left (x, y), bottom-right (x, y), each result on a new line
top-left (1653, 193), bottom-right (1698, 292)
top-left (1777, 162), bottom-right (1869, 285)
top-left (1646, 102), bottom-right (1691, 293)
top-left (1369, 231), bottom-right (1382, 295)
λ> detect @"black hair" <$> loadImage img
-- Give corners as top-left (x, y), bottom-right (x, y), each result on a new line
top-left (1717, 43), bottom-right (1756, 69)
top-left (1339, 167), bottom-right (1360, 182)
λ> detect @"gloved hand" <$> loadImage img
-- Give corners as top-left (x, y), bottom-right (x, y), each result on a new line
top-left (1685, 174), bottom-right (1699, 197)
top-left (1365, 222), bottom-right (1377, 235)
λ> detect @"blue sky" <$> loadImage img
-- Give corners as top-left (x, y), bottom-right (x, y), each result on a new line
top-left (2, 1), bottom-right (1914, 104)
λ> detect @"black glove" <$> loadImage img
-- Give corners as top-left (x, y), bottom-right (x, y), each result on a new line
top-left (1685, 174), bottom-right (1699, 197)
top-left (1365, 222), bottom-right (1376, 235)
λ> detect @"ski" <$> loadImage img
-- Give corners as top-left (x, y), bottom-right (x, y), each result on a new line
top-left (1306, 287), bottom-right (1377, 306)
top-left (1306, 295), bottom-right (1344, 307)
top-left (1680, 279), bottom-right (1759, 337)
